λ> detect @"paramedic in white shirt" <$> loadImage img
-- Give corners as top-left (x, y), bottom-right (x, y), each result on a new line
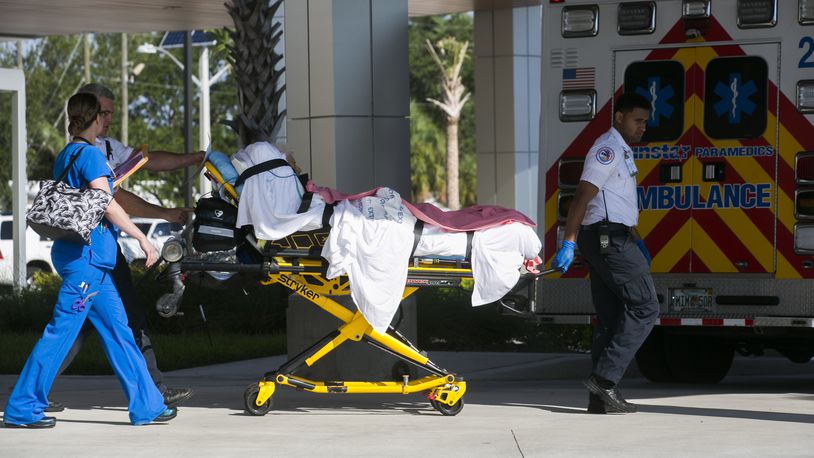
top-left (50, 83), bottom-right (203, 411)
top-left (553, 93), bottom-right (658, 415)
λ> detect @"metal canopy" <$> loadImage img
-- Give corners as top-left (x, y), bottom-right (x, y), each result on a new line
top-left (0, 0), bottom-right (540, 38)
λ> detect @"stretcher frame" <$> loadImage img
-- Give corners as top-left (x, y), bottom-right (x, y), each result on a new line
top-left (154, 160), bottom-right (551, 416)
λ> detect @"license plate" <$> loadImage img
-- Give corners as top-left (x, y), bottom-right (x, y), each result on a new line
top-left (668, 288), bottom-right (713, 312)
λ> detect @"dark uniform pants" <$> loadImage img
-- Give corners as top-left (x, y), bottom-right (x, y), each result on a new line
top-left (577, 226), bottom-right (659, 384)
top-left (56, 246), bottom-right (165, 391)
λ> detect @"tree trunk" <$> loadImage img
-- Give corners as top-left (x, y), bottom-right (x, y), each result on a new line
top-left (446, 118), bottom-right (460, 210)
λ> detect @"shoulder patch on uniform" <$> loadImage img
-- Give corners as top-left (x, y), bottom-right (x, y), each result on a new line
top-left (596, 147), bottom-right (615, 165)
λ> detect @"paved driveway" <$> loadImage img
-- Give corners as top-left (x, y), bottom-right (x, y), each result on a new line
top-left (2, 353), bottom-right (813, 457)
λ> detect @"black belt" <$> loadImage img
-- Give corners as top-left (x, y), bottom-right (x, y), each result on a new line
top-left (581, 221), bottom-right (630, 232)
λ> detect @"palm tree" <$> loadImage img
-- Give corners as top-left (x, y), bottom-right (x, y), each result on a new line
top-left (224, 0), bottom-right (286, 145)
top-left (425, 37), bottom-right (471, 210)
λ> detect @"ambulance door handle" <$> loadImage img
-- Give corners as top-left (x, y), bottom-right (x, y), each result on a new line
top-left (702, 162), bottom-right (726, 182)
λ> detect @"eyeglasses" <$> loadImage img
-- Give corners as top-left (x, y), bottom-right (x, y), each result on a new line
top-left (99, 110), bottom-right (113, 117)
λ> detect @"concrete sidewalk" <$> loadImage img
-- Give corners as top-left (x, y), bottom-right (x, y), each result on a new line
top-left (2, 353), bottom-right (814, 457)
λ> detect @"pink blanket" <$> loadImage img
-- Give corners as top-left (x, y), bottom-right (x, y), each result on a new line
top-left (307, 182), bottom-right (536, 232)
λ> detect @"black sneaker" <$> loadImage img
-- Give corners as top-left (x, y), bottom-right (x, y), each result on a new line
top-left (587, 392), bottom-right (630, 414)
top-left (153, 407), bottom-right (177, 422)
top-left (45, 400), bottom-right (65, 413)
top-left (163, 387), bottom-right (194, 408)
top-left (4, 416), bottom-right (56, 429)
top-left (583, 375), bottom-right (637, 413)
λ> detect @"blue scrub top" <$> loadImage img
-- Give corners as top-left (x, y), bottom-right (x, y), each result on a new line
top-left (50, 142), bottom-right (119, 271)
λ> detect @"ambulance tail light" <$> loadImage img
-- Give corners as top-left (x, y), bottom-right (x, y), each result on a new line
top-left (559, 90), bottom-right (596, 122)
top-left (558, 159), bottom-right (585, 189)
top-left (801, 0), bottom-right (814, 24)
top-left (562, 5), bottom-right (599, 37)
top-left (737, 0), bottom-right (777, 29)
top-left (557, 193), bottom-right (574, 222)
top-left (796, 80), bottom-right (814, 113)
top-left (682, 0), bottom-right (711, 18)
top-left (794, 189), bottom-right (814, 220)
top-left (618, 2), bottom-right (656, 35)
top-left (795, 152), bottom-right (814, 185)
top-left (794, 223), bottom-right (814, 254)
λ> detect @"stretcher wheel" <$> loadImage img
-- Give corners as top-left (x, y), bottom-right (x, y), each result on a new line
top-left (243, 383), bottom-right (273, 416)
top-left (431, 397), bottom-right (464, 416)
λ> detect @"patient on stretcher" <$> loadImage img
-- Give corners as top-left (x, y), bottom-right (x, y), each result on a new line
top-left (202, 142), bottom-right (542, 333)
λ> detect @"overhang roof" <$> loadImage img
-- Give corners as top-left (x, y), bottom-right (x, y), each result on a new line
top-left (0, 0), bottom-right (541, 38)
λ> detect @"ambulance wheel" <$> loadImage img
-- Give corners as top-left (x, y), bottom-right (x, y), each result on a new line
top-left (665, 334), bottom-right (734, 384)
top-left (243, 383), bottom-right (273, 416)
top-left (431, 397), bottom-right (464, 416)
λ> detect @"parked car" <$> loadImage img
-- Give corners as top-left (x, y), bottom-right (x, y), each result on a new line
top-left (118, 218), bottom-right (184, 265)
top-left (0, 213), bottom-right (55, 286)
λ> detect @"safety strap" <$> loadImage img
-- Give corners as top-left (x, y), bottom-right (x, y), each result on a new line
top-left (296, 173), bottom-right (313, 214)
top-left (234, 159), bottom-right (312, 214)
top-left (322, 203), bottom-right (335, 229)
top-left (234, 159), bottom-right (290, 189)
top-left (409, 220), bottom-right (424, 258)
top-left (408, 220), bottom-right (475, 262)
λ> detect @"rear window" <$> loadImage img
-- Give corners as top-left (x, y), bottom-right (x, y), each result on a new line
top-left (1, 221), bottom-right (11, 240)
top-left (120, 222), bottom-right (152, 238)
top-left (624, 60), bottom-right (685, 142)
top-left (703, 56), bottom-right (768, 139)
top-left (153, 222), bottom-right (182, 237)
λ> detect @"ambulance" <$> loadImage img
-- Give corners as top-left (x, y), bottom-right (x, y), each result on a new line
top-left (535, 0), bottom-right (814, 383)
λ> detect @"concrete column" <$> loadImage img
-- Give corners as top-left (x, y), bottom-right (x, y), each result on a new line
top-left (285, 0), bottom-right (410, 196)
top-left (474, 6), bottom-right (542, 222)
top-left (283, 0), bottom-right (414, 379)
top-left (0, 68), bottom-right (27, 291)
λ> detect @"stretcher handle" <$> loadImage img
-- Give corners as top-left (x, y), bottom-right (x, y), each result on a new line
top-left (533, 267), bottom-right (562, 277)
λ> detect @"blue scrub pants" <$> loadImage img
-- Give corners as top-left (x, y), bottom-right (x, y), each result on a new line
top-left (3, 257), bottom-right (166, 426)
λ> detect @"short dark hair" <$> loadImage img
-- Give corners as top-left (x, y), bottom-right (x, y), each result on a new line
top-left (614, 92), bottom-right (650, 115)
top-left (77, 83), bottom-right (115, 101)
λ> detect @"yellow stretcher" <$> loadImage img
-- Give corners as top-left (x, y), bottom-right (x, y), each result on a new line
top-left (153, 159), bottom-right (553, 417)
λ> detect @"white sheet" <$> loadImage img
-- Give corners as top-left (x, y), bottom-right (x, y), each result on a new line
top-left (413, 223), bottom-right (542, 305)
top-left (233, 142), bottom-right (325, 240)
top-left (322, 188), bottom-right (416, 334)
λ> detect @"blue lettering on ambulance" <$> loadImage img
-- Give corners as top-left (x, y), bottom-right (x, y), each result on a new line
top-left (633, 144), bottom-right (690, 161)
top-left (694, 146), bottom-right (774, 158)
top-left (638, 183), bottom-right (772, 210)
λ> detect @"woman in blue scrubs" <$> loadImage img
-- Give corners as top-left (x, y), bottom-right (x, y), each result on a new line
top-left (3, 93), bottom-right (177, 428)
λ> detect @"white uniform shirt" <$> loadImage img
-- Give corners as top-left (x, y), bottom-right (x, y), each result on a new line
top-left (579, 127), bottom-right (639, 227)
top-left (95, 136), bottom-right (133, 170)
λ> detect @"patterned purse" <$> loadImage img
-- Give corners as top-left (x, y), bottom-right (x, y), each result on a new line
top-left (26, 146), bottom-right (113, 245)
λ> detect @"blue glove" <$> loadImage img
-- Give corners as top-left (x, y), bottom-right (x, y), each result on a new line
top-left (554, 240), bottom-right (576, 273)
top-left (635, 239), bottom-right (651, 266)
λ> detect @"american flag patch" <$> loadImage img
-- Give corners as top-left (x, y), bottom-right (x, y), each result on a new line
top-left (562, 67), bottom-right (596, 90)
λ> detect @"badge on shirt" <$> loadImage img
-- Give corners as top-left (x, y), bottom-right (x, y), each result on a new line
top-left (596, 147), bottom-right (615, 165)
top-left (624, 151), bottom-right (638, 176)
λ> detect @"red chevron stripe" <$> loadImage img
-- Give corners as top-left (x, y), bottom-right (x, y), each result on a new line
top-left (672, 250), bottom-right (692, 272)
top-left (690, 250), bottom-right (710, 273)
top-left (641, 209), bottom-right (690, 259)
top-left (692, 210), bottom-right (764, 272)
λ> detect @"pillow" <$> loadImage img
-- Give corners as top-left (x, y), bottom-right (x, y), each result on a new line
top-left (207, 151), bottom-right (243, 196)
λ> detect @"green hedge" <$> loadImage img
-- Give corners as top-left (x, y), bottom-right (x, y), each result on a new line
top-left (1, 270), bottom-right (592, 374)
top-left (415, 286), bottom-right (592, 353)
